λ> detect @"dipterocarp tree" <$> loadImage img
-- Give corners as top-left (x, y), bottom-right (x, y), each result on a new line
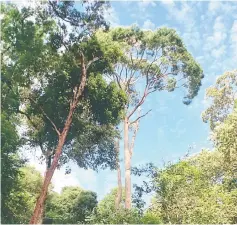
top-left (202, 69), bottom-right (237, 174)
top-left (1, 1), bottom-right (127, 223)
top-left (96, 26), bottom-right (204, 208)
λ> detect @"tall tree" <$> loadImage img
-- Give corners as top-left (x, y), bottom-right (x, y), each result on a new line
top-left (1, 2), bottom-right (127, 223)
top-left (202, 69), bottom-right (237, 174)
top-left (213, 102), bottom-right (237, 173)
top-left (114, 138), bottom-right (123, 209)
top-left (202, 69), bottom-right (237, 178)
top-left (202, 69), bottom-right (237, 130)
top-left (97, 26), bottom-right (204, 208)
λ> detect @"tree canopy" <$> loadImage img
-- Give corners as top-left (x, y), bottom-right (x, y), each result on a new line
top-left (1, 1), bottom-right (236, 224)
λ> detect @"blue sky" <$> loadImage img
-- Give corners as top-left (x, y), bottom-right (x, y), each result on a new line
top-left (27, 0), bottom-right (237, 204)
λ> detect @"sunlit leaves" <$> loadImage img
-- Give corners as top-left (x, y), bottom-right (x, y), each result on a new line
top-left (202, 69), bottom-right (237, 130)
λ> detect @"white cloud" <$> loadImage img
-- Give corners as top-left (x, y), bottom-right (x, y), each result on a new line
top-left (183, 31), bottom-right (201, 51)
top-left (208, 1), bottom-right (222, 14)
top-left (53, 169), bottom-right (81, 193)
top-left (142, 19), bottom-right (155, 30)
top-left (161, 2), bottom-right (196, 31)
top-left (213, 16), bottom-right (225, 30)
top-left (204, 16), bottom-right (227, 52)
top-left (160, 0), bottom-right (174, 6)
top-left (208, 1), bottom-right (235, 17)
top-left (138, 0), bottom-right (156, 10)
top-left (230, 20), bottom-right (237, 60)
top-left (211, 45), bottom-right (226, 59)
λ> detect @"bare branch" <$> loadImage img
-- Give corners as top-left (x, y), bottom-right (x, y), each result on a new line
top-left (114, 65), bottom-right (124, 89)
top-left (74, 53), bottom-right (87, 102)
top-left (175, 81), bottom-right (189, 89)
top-left (127, 89), bottom-right (148, 119)
top-left (129, 76), bottom-right (141, 85)
top-left (130, 109), bottom-right (152, 125)
top-left (127, 49), bottom-right (145, 87)
top-left (147, 88), bottom-right (158, 95)
top-left (145, 48), bottom-right (159, 85)
top-left (86, 57), bottom-right (100, 71)
top-left (129, 120), bottom-right (139, 157)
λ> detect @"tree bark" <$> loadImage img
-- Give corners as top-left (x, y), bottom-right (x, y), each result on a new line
top-left (124, 116), bottom-right (131, 209)
top-left (38, 154), bottom-right (51, 224)
top-left (30, 54), bottom-right (87, 224)
top-left (115, 139), bottom-right (122, 209)
top-left (29, 122), bottom-right (71, 224)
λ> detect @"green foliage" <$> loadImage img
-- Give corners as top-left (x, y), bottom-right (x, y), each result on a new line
top-left (1, 114), bottom-right (24, 224)
top-left (1, 2), bottom-right (127, 172)
top-left (1, 31), bottom-right (25, 222)
top-left (2, 166), bottom-right (44, 224)
top-left (104, 26), bottom-right (204, 105)
top-left (88, 187), bottom-right (162, 224)
top-left (202, 69), bottom-right (237, 187)
top-left (88, 188), bottom-right (139, 224)
top-left (140, 210), bottom-right (162, 224)
top-left (213, 101), bottom-right (237, 174)
top-left (152, 150), bottom-right (237, 223)
top-left (45, 186), bottom-right (97, 224)
top-left (86, 74), bottom-right (127, 125)
top-left (202, 69), bottom-right (237, 130)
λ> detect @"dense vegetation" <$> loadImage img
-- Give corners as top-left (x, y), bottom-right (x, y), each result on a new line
top-left (1, 1), bottom-right (236, 224)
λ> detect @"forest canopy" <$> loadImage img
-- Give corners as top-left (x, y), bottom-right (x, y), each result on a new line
top-left (1, 1), bottom-right (236, 224)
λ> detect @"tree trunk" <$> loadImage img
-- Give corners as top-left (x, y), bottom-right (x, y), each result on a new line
top-left (30, 54), bottom-right (87, 224)
top-left (124, 116), bottom-right (131, 209)
top-left (29, 122), bottom-right (71, 224)
top-left (115, 139), bottom-right (122, 209)
top-left (38, 155), bottom-right (51, 224)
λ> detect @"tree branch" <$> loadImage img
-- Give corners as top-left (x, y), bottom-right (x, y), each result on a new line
top-left (130, 109), bottom-right (152, 125)
top-left (114, 66), bottom-right (123, 89)
top-left (127, 83), bottom-right (149, 119)
top-left (72, 53), bottom-right (88, 106)
top-left (18, 110), bottom-right (39, 131)
top-left (28, 98), bottom-right (61, 136)
top-left (86, 57), bottom-right (100, 71)
top-left (129, 117), bottom-right (139, 157)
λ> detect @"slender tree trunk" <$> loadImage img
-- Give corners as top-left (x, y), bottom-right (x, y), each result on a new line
top-left (38, 155), bottom-right (51, 224)
top-left (115, 139), bottom-right (122, 209)
top-left (124, 116), bottom-right (131, 209)
top-left (30, 55), bottom-right (87, 224)
top-left (29, 121), bottom-right (71, 224)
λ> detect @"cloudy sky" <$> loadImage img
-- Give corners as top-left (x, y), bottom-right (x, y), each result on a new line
top-left (25, 0), bottom-right (237, 204)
